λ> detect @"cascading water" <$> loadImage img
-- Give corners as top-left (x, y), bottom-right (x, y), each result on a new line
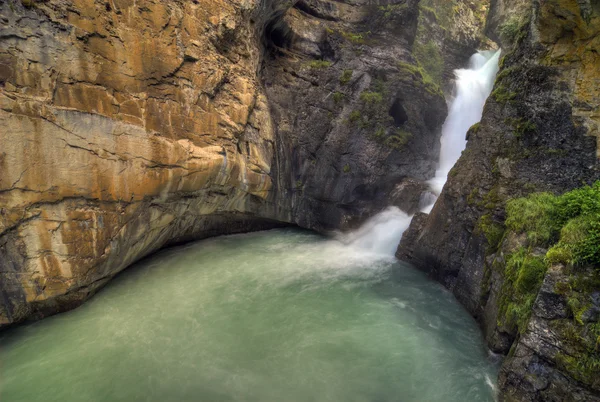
top-left (337, 207), bottom-right (413, 255)
top-left (423, 50), bottom-right (501, 212)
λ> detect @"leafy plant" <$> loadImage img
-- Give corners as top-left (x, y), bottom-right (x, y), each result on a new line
top-left (339, 69), bottom-right (353, 85)
top-left (498, 247), bottom-right (547, 332)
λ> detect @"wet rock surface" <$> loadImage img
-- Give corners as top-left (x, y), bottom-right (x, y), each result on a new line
top-left (398, 0), bottom-right (600, 400)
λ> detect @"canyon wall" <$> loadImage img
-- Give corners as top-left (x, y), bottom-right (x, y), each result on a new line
top-left (0, 0), bottom-right (486, 328)
top-left (398, 0), bottom-right (600, 400)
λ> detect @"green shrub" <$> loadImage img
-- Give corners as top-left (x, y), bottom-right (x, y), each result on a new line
top-left (565, 218), bottom-right (600, 266)
top-left (556, 182), bottom-right (600, 219)
top-left (373, 127), bottom-right (385, 139)
top-left (339, 69), bottom-right (353, 85)
top-left (333, 92), bottom-right (345, 104)
top-left (515, 256), bottom-right (546, 294)
top-left (348, 110), bottom-right (361, 122)
top-left (561, 216), bottom-right (590, 245)
top-left (343, 164), bottom-right (351, 173)
top-left (308, 60), bottom-right (332, 69)
top-left (545, 245), bottom-right (572, 266)
top-left (384, 129), bottom-right (411, 149)
top-left (360, 91), bottom-right (383, 104)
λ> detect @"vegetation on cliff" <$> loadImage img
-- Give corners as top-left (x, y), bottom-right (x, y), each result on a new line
top-left (497, 182), bottom-right (600, 386)
top-left (506, 182), bottom-right (600, 267)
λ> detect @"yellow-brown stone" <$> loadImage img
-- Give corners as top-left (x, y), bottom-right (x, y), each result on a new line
top-left (0, 0), bottom-right (279, 327)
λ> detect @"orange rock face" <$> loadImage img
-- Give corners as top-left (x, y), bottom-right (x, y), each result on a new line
top-left (0, 0), bottom-right (281, 327)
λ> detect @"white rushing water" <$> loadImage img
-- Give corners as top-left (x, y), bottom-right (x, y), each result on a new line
top-left (423, 50), bottom-right (501, 212)
top-left (338, 207), bottom-right (413, 256)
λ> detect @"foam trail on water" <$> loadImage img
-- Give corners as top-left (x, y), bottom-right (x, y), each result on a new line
top-left (425, 50), bottom-right (501, 208)
top-left (337, 207), bottom-right (412, 256)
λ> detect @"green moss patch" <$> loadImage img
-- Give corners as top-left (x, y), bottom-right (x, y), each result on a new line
top-left (499, 15), bottom-right (530, 45)
top-left (360, 91), bottom-right (384, 104)
top-left (333, 92), bottom-right (345, 104)
top-left (413, 40), bottom-right (443, 86)
top-left (506, 182), bottom-right (600, 267)
top-left (477, 214), bottom-right (505, 253)
top-left (551, 272), bottom-right (600, 386)
top-left (308, 60), bottom-right (332, 69)
top-left (348, 110), bottom-right (361, 123)
top-left (397, 62), bottom-right (443, 97)
top-left (498, 247), bottom-right (547, 333)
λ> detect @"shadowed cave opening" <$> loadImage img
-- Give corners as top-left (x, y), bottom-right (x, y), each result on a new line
top-left (264, 17), bottom-right (295, 54)
top-left (389, 98), bottom-right (409, 127)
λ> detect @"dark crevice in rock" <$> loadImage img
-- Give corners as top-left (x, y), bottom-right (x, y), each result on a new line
top-left (389, 97), bottom-right (408, 127)
top-left (264, 18), bottom-right (296, 53)
top-left (294, 0), bottom-right (338, 21)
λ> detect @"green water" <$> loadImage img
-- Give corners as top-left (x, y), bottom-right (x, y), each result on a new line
top-left (0, 229), bottom-right (498, 401)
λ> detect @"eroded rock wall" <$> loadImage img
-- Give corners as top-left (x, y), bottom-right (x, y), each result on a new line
top-left (264, 0), bottom-right (491, 230)
top-left (0, 0), bottom-right (488, 328)
top-left (265, 0), bottom-right (447, 230)
top-left (0, 0), bottom-right (282, 327)
top-left (398, 0), bottom-right (600, 400)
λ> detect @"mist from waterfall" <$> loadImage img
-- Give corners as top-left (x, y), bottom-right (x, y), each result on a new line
top-left (423, 50), bottom-right (501, 212)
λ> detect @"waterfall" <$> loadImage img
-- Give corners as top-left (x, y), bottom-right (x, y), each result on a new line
top-left (335, 51), bottom-right (501, 252)
top-left (337, 207), bottom-right (413, 256)
top-left (423, 50), bottom-right (501, 212)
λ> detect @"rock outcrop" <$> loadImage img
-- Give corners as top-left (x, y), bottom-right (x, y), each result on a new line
top-left (398, 0), bottom-right (600, 400)
top-left (0, 0), bottom-right (488, 328)
top-left (0, 0), bottom-right (288, 327)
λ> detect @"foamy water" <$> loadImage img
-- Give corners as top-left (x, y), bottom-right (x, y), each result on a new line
top-left (337, 207), bottom-right (413, 256)
top-left (424, 50), bottom-right (501, 210)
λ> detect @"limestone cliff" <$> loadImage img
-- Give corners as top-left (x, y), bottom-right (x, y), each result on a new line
top-left (0, 0), bottom-right (488, 328)
top-left (0, 0), bottom-right (289, 327)
top-left (398, 0), bottom-right (600, 400)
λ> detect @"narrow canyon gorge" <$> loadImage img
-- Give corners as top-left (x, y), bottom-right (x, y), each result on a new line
top-left (0, 0), bottom-right (598, 401)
